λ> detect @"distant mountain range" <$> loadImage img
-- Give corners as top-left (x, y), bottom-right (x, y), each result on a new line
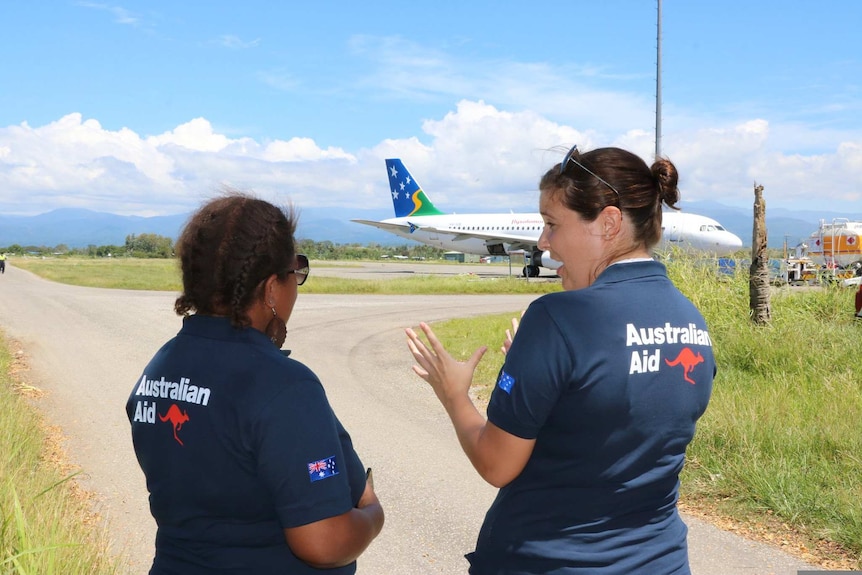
top-left (2, 203), bottom-right (861, 251)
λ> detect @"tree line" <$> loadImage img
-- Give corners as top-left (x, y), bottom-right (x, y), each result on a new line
top-left (0, 234), bottom-right (449, 261)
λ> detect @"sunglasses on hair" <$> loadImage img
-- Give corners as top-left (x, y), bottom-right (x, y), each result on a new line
top-left (560, 145), bottom-right (622, 204)
top-left (288, 254), bottom-right (310, 286)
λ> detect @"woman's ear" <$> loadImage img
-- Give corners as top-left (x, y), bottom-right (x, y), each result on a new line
top-left (263, 274), bottom-right (280, 307)
top-left (600, 206), bottom-right (623, 239)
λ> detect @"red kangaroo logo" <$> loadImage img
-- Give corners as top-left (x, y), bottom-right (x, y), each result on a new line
top-left (159, 404), bottom-right (190, 446)
top-left (665, 347), bottom-right (704, 385)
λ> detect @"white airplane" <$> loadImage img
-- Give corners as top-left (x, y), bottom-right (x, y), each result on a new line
top-left (352, 159), bottom-right (744, 277)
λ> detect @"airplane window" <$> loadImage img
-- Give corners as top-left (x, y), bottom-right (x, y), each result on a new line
top-left (716, 225), bottom-right (726, 231)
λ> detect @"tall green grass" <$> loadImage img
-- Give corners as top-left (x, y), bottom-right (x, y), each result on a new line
top-left (673, 266), bottom-right (862, 565)
top-left (428, 262), bottom-right (862, 566)
top-left (0, 335), bottom-right (119, 575)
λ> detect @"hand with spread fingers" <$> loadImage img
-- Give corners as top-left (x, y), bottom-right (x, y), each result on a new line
top-left (405, 321), bottom-right (533, 491)
top-left (405, 322), bottom-right (487, 409)
top-left (500, 310), bottom-right (525, 356)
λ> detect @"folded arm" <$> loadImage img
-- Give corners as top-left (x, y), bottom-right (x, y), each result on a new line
top-left (284, 482), bottom-right (384, 569)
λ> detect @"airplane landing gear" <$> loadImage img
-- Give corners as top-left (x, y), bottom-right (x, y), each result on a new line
top-left (522, 265), bottom-right (540, 278)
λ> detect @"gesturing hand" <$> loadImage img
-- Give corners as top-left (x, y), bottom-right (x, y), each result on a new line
top-left (500, 310), bottom-right (526, 356)
top-left (405, 322), bottom-right (487, 409)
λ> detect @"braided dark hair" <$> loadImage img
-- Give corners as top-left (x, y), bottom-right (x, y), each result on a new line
top-left (174, 190), bottom-right (297, 328)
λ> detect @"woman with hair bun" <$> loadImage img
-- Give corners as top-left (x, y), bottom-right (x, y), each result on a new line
top-left (127, 191), bottom-right (383, 574)
top-left (407, 146), bottom-right (715, 574)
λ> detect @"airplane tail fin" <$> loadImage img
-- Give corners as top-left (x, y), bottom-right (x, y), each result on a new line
top-left (385, 159), bottom-right (445, 218)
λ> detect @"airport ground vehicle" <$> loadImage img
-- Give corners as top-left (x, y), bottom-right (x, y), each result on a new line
top-left (807, 219), bottom-right (862, 269)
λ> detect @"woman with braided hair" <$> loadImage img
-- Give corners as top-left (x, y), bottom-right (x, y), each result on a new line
top-left (126, 191), bottom-right (383, 574)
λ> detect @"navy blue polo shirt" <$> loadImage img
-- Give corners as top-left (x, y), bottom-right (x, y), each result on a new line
top-left (470, 260), bottom-right (715, 575)
top-left (126, 315), bottom-right (366, 574)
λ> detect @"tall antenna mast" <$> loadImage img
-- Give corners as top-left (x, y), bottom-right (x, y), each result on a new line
top-left (655, 0), bottom-right (663, 159)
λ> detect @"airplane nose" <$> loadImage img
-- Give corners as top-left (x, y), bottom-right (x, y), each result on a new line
top-left (716, 232), bottom-right (744, 255)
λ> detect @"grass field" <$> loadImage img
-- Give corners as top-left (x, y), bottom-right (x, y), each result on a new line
top-left (9, 257), bottom-right (561, 295)
top-left (0, 335), bottom-right (119, 574)
top-left (4, 255), bottom-right (862, 569)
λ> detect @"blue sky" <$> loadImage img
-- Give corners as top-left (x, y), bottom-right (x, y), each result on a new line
top-left (1, 1), bottom-right (860, 217)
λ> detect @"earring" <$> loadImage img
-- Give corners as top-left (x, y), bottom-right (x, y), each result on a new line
top-left (270, 306), bottom-right (277, 317)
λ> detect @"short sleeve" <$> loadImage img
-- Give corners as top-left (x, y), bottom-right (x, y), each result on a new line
top-left (254, 378), bottom-right (357, 529)
top-left (487, 299), bottom-right (575, 439)
top-left (334, 416), bottom-right (367, 506)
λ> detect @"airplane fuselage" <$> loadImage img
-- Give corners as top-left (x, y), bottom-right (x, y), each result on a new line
top-left (371, 211), bottom-right (743, 257)
top-left (382, 213), bottom-right (541, 254)
top-left (659, 211), bottom-right (743, 255)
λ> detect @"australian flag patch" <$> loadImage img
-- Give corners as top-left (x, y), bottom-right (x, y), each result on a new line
top-left (496, 370), bottom-right (515, 394)
top-left (307, 456), bottom-right (339, 482)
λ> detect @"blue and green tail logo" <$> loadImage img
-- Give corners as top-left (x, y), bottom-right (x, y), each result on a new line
top-left (386, 158), bottom-right (445, 217)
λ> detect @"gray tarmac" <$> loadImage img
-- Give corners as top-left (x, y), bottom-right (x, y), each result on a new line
top-left (0, 261), bottom-right (822, 574)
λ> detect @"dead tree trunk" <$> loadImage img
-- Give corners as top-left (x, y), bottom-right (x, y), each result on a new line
top-left (749, 183), bottom-right (771, 324)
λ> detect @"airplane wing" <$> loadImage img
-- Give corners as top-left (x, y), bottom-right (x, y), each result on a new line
top-left (350, 219), bottom-right (415, 234)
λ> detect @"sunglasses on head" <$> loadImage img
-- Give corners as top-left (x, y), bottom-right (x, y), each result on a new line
top-left (287, 254), bottom-right (310, 286)
top-left (559, 145), bottom-right (621, 204)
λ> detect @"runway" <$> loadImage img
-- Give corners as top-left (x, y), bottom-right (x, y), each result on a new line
top-left (0, 262), bottom-right (819, 574)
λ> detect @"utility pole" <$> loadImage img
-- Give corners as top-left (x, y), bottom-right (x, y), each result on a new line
top-left (655, 0), bottom-right (663, 159)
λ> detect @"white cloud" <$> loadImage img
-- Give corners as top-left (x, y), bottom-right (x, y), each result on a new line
top-left (0, 114), bottom-right (182, 214)
top-left (665, 119), bottom-right (862, 208)
top-left (262, 138), bottom-right (353, 163)
top-left (147, 118), bottom-right (236, 152)
top-left (1, 104), bottom-right (861, 217)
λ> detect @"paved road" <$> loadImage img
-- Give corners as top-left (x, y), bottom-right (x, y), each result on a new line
top-left (0, 262), bottom-right (820, 574)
